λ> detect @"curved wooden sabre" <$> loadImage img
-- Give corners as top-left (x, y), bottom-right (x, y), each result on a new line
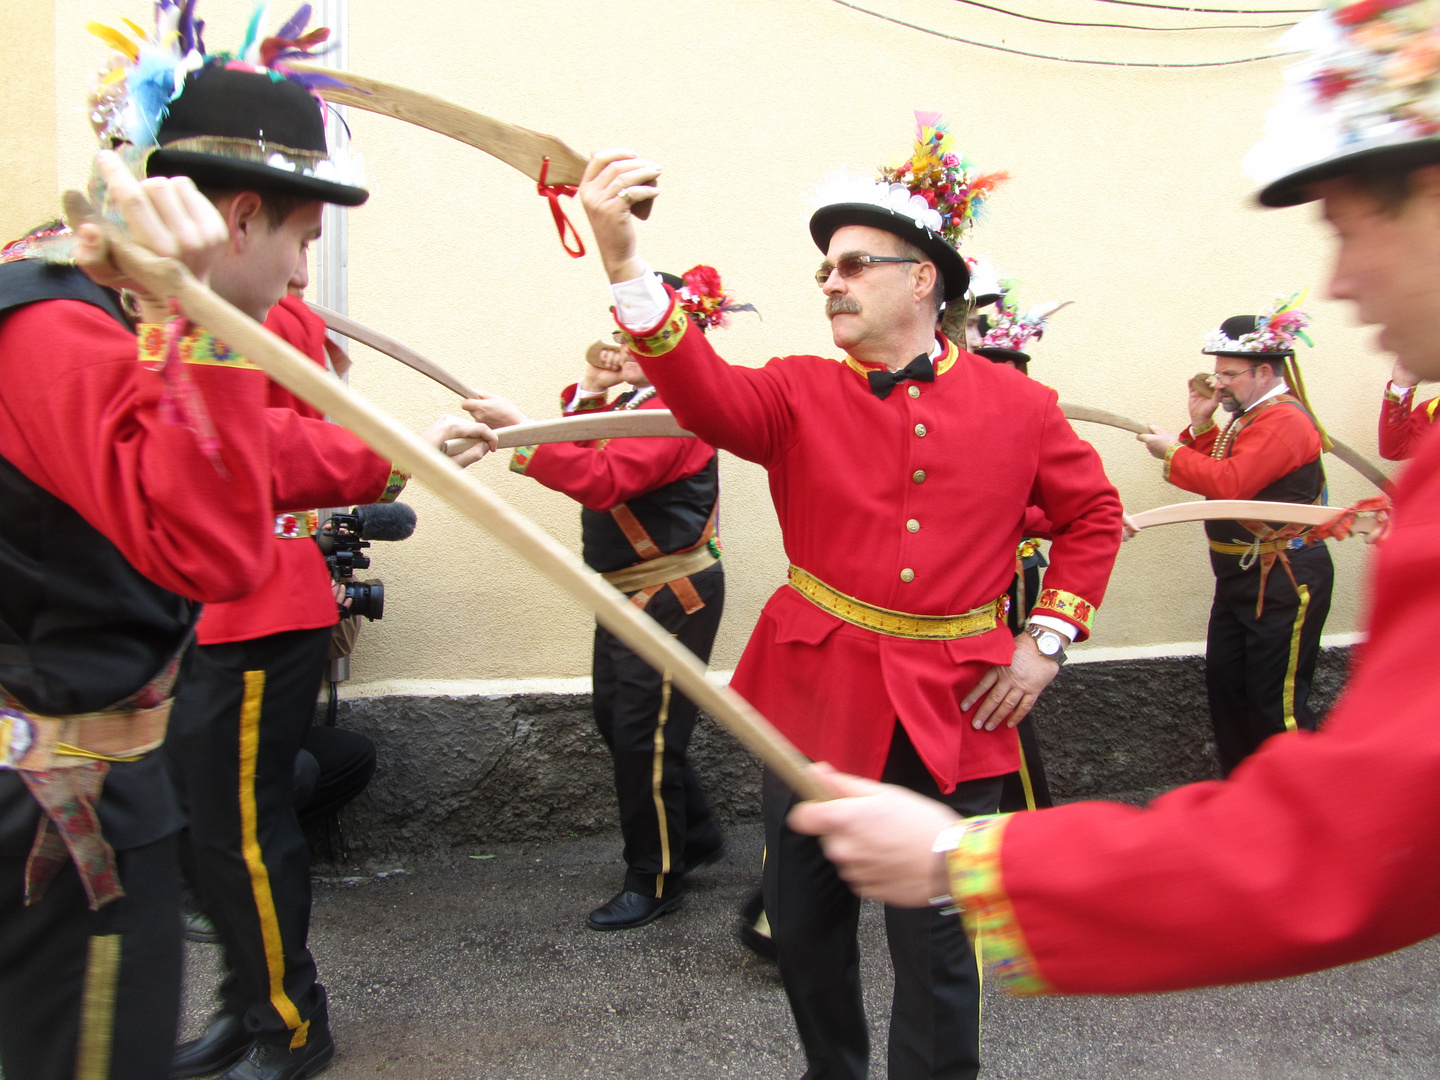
top-left (288, 63), bottom-right (586, 184)
top-left (1059, 402), bottom-right (1391, 494)
top-left (286, 63), bottom-right (653, 220)
top-left (309, 303), bottom-right (478, 399)
top-left (445, 411), bottom-right (694, 457)
top-left (1130, 499), bottom-right (1380, 538)
top-left (65, 191), bottom-right (822, 802)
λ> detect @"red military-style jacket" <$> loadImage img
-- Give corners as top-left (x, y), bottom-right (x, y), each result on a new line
top-left (953, 419), bottom-right (1440, 995)
top-left (196, 296), bottom-right (399, 645)
top-left (1166, 395), bottom-right (1323, 500)
top-left (1378, 382), bottom-right (1438, 462)
top-left (626, 296), bottom-right (1122, 792)
top-left (512, 382), bottom-right (716, 515)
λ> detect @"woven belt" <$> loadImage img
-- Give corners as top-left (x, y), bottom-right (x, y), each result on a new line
top-left (602, 544), bottom-right (719, 594)
top-left (1208, 536), bottom-right (1306, 557)
top-left (1, 703), bottom-right (170, 772)
top-left (787, 566), bottom-right (1007, 641)
top-left (275, 510), bottom-right (319, 539)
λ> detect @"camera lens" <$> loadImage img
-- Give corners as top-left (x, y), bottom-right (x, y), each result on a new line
top-left (343, 579), bottom-right (384, 621)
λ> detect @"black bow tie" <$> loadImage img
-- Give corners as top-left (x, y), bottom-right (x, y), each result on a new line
top-left (867, 354), bottom-right (935, 400)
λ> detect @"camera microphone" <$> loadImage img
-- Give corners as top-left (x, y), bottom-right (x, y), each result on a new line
top-left (354, 502), bottom-right (416, 542)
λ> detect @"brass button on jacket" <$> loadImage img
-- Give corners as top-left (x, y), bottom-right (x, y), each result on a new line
top-left (907, 385), bottom-right (920, 399)
top-left (914, 423), bottom-right (927, 437)
top-left (900, 568), bottom-right (915, 583)
top-left (912, 469), bottom-right (926, 483)
top-left (906, 519), bottom-right (920, 533)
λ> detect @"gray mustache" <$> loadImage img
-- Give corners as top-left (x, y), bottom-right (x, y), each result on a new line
top-left (826, 296), bottom-right (861, 316)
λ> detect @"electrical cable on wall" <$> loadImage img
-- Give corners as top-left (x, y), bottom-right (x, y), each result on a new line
top-left (833, 0), bottom-right (1299, 66)
top-left (950, 0), bottom-right (1298, 31)
top-left (1089, 0), bottom-right (1316, 13)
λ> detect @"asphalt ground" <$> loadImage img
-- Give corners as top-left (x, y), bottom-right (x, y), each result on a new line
top-left (177, 822), bottom-right (1440, 1080)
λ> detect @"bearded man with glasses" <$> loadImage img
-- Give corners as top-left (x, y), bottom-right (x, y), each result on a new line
top-left (578, 142), bottom-right (1123, 1080)
top-left (1137, 307), bottom-right (1333, 777)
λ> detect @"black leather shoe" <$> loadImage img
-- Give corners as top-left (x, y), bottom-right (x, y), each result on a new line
top-left (172, 1013), bottom-right (254, 1079)
top-left (586, 889), bottom-right (683, 931)
top-left (738, 888), bottom-right (777, 962)
top-left (223, 1017), bottom-right (334, 1080)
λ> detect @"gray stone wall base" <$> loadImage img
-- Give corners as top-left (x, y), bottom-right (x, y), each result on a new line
top-left (327, 646), bottom-right (1351, 864)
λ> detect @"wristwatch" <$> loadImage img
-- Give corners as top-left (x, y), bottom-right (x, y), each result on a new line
top-left (1025, 623), bottom-right (1068, 665)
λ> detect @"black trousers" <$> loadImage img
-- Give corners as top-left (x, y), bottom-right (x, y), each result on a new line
top-left (592, 564), bottom-right (725, 899)
top-left (164, 626), bottom-right (332, 1043)
top-left (999, 564), bottom-right (1053, 812)
top-left (0, 835), bottom-right (182, 1080)
top-left (763, 725), bottom-right (1003, 1080)
top-left (1206, 544), bottom-right (1334, 776)
top-left (293, 725), bottom-right (377, 829)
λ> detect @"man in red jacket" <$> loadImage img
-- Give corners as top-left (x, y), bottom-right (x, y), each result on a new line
top-left (167, 259), bottom-right (491, 1078)
top-left (1378, 358), bottom-right (1437, 460)
top-left (577, 138), bottom-right (1123, 1078)
top-left (1137, 305), bottom-right (1332, 775)
top-left (465, 268), bottom-right (751, 931)
top-left (788, 0), bottom-right (1440, 1017)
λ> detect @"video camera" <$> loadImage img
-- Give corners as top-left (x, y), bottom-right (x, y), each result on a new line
top-left (315, 503), bottom-right (417, 621)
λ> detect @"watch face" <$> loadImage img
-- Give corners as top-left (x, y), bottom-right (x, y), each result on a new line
top-left (1036, 631), bottom-right (1062, 656)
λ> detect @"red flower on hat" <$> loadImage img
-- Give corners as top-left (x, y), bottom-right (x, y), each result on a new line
top-left (1333, 0), bottom-right (1408, 27)
top-left (682, 265), bottom-right (724, 298)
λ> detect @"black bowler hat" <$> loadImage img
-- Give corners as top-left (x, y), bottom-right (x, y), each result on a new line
top-left (1248, 4), bottom-right (1440, 207)
top-left (146, 64), bottom-right (368, 207)
top-left (1201, 296), bottom-right (1312, 359)
top-left (810, 197), bottom-right (970, 302)
top-left (1203, 315), bottom-right (1293, 360)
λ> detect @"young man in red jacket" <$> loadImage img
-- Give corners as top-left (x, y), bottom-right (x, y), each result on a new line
top-left (577, 135), bottom-right (1123, 1077)
top-left (790, 0), bottom-right (1440, 1017)
top-left (466, 269), bottom-right (752, 931)
top-left (1137, 306), bottom-right (1332, 775)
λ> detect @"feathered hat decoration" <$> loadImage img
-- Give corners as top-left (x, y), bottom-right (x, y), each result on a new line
top-left (87, 2), bottom-right (345, 150)
top-left (879, 112), bottom-right (1009, 247)
top-left (1203, 292), bottom-right (1315, 356)
top-left (1248, 1), bottom-right (1440, 206)
top-left (674, 265), bottom-right (759, 334)
top-left (979, 298), bottom-right (1073, 357)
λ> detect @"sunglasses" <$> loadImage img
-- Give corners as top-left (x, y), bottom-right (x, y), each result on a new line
top-left (815, 254), bottom-right (920, 288)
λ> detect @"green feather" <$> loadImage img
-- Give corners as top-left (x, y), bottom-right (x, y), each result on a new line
top-left (239, 3), bottom-right (268, 61)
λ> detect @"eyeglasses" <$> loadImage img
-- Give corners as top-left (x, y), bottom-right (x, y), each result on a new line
top-left (1212, 368), bottom-right (1254, 385)
top-left (816, 254), bottom-right (920, 288)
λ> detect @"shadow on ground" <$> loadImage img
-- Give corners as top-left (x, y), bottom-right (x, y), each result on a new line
top-left (181, 822), bottom-right (1440, 1080)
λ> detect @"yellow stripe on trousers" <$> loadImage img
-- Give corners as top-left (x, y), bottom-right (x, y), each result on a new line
top-left (1015, 742), bottom-right (1037, 813)
top-left (74, 934), bottom-right (121, 1080)
top-left (1281, 584), bottom-right (1311, 733)
top-left (651, 674), bottom-right (673, 899)
top-left (238, 670), bottom-right (310, 1050)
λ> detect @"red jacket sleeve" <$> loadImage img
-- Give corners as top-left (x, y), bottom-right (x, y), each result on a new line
top-left (625, 293), bottom-right (797, 467)
top-left (1165, 404), bottom-right (1321, 500)
top-left (1378, 384), bottom-right (1437, 462)
top-left (0, 300), bottom-right (275, 602)
top-left (951, 429), bottom-right (1440, 996)
top-left (515, 398), bottom-right (713, 512)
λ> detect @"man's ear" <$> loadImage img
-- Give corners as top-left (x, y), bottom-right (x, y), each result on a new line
top-left (914, 261), bottom-right (938, 305)
top-left (225, 191), bottom-right (265, 251)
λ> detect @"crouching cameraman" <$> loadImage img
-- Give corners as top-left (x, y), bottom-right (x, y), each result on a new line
top-left (166, 269), bottom-right (495, 1080)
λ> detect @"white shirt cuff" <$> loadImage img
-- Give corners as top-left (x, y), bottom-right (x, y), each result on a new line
top-left (564, 387), bottom-right (607, 414)
top-left (1027, 614), bottom-right (1076, 643)
top-left (609, 263), bottom-right (670, 331)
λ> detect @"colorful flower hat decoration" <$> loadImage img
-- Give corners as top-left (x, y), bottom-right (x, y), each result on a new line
top-left (1248, 0), bottom-right (1440, 206)
top-left (1203, 293), bottom-right (1314, 358)
top-left (809, 112), bottom-right (1007, 301)
top-left (965, 255), bottom-right (1005, 309)
top-left (87, 2), bottom-right (366, 206)
top-left (660, 265), bottom-right (759, 334)
top-left (975, 294), bottom-right (1073, 365)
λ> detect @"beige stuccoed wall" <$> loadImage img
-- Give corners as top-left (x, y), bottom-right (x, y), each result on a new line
top-left (22, 1), bottom-right (1397, 685)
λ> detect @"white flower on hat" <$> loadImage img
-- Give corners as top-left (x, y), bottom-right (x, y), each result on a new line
top-left (813, 170), bottom-right (945, 234)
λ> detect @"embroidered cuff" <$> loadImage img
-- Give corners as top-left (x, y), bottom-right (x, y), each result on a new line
top-left (948, 816), bottom-right (1052, 995)
top-left (615, 292), bottom-right (690, 358)
top-left (1188, 419), bottom-right (1216, 438)
top-left (569, 391), bottom-right (610, 414)
top-left (1385, 382), bottom-right (1415, 404)
top-left (1161, 441), bottom-right (1182, 482)
top-left (138, 323), bottom-right (260, 370)
top-left (510, 445), bottom-right (538, 475)
top-left (377, 468), bottom-right (409, 503)
top-left (1032, 588), bottom-right (1096, 636)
